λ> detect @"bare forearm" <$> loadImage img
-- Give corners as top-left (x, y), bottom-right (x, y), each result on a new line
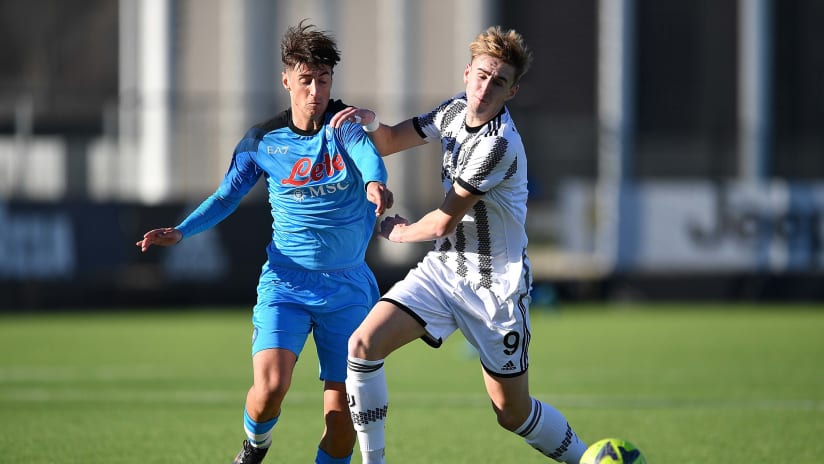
top-left (384, 209), bottom-right (458, 243)
top-left (368, 119), bottom-right (426, 156)
top-left (330, 107), bottom-right (425, 156)
top-left (383, 184), bottom-right (480, 243)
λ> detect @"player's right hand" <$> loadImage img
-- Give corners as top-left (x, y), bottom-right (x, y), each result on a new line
top-left (330, 106), bottom-right (376, 129)
top-left (367, 181), bottom-right (394, 216)
top-left (136, 228), bottom-right (182, 252)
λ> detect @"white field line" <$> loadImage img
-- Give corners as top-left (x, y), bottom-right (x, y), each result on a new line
top-left (0, 365), bottom-right (181, 382)
top-left (1, 386), bottom-right (822, 413)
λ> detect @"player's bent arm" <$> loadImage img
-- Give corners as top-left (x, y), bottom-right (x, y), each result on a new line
top-left (389, 184), bottom-right (480, 243)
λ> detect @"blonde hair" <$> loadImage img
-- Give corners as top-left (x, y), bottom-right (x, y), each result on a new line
top-left (469, 26), bottom-right (533, 84)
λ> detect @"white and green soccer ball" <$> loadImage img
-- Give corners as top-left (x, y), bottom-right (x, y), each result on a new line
top-left (580, 438), bottom-right (646, 464)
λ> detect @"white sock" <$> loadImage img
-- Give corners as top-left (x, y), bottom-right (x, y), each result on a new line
top-left (514, 398), bottom-right (588, 463)
top-left (346, 357), bottom-right (388, 464)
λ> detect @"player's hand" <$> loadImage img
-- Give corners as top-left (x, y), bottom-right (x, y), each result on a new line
top-left (330, 106), bottom-right (377, 129)
top-left (379, 214), bottom-right (409, 241)
top-left (136, 228), bottom-right (182, 252)
top-left (367, 182), bottom-right (394, 216)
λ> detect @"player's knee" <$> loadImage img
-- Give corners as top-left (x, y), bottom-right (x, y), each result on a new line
top-left (253, 377), bottom-right (290, 406)
top-left (347, 329), bottom-right (371, 359)
top-left (492, 404), bottom-right (528, 432)
top-left (494, 411), bottom-right (518, 431)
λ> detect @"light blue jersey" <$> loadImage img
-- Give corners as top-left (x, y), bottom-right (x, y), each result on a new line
top-left (176, 99), bottom-right (387, 271)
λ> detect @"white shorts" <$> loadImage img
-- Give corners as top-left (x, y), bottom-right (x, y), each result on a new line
top-left (382, 254), bottom-right (532, 377)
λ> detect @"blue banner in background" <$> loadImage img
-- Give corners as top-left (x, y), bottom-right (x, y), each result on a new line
top-left (0, 200), bottom-right (416, 310)
top-left (0, 201), bottom-right (273, 309)
top-left (3, 190), bottom-right (824, 310)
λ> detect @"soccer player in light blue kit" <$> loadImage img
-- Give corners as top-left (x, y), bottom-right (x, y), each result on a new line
top-left (137, 20), bottom-right (394, 464)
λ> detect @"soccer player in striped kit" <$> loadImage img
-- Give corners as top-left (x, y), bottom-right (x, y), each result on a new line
top-left (137, 20), bottom-right (393, 464)
top-left (331, 26), bottom-right (588, 463)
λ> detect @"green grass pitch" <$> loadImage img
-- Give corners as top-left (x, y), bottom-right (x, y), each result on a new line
top-left (1, 303), bottom-right (823, 463)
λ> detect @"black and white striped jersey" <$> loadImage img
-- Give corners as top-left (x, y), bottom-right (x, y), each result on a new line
top-left (413, 92), bottom-right (530, 298)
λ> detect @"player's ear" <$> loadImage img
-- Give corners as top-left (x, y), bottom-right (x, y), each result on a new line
top-left (463, 63), bottom-right (471, 84)
top-left (506, 83), bottom-right (519, 101)
top-left (281, 71), bottom-right (290, 91)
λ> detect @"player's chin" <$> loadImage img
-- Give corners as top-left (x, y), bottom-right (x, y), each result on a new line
top-left (467, 100), bottom-right (485, 115)
top-left (307, 101), bottom-right (326, 113)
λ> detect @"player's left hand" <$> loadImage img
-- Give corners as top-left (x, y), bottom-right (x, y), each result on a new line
top-left (330, 106), bottom-right (377, 129)
top-left (136, 228), bottom-right (182, 252)
top-left (367, 181), bottom-right (394, 216)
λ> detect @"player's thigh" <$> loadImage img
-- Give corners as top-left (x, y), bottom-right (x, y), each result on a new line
top-left (251, 262), bottom-right (377, 358)
top-left (456, 285), bottom-right (532, 377)
top-left (251, 300), bottom-right (313, 357)
top-left (371, 258), bottom-right (462, 353)
top-left (349, 300), bottom-right (429, 359)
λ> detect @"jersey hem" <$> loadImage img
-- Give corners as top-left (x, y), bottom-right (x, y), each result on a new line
top-left (481, 362), bottom-right (528, 378)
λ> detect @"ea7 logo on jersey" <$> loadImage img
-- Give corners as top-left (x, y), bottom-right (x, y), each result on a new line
top-left (267, 145), bottom-right (289, 155)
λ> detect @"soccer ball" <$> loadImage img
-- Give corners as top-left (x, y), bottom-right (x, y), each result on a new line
top-left (580, 438), bottom-right (646, 464)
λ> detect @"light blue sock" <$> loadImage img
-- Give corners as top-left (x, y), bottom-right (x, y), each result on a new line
top-left (315, 447), bottom-right (352, 464)
top-left (243, 408), bottom-right (279, 448)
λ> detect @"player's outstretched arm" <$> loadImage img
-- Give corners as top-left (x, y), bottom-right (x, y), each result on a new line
top-left (330, 106), bottom-right (425, 156)
top-left (136, 228), bottom-right (182, 252)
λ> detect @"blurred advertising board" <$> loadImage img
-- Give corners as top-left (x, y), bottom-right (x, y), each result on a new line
top-left (560, 180), bottom-right (824, 273)
top-left (0, 201), bottom-right (272, 308)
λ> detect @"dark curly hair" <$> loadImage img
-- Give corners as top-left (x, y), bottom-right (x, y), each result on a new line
top-left (281, 19), bottom-right (341, 71)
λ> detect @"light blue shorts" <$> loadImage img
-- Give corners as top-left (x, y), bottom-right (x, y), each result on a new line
top-left (251, 261), bottom-right (379, 383)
